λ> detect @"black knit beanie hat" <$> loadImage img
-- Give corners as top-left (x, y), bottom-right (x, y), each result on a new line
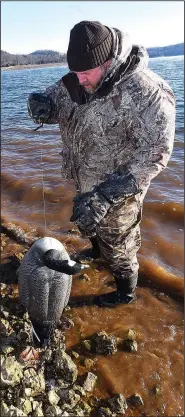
top-left (67, 21), bottom-right (114, 71)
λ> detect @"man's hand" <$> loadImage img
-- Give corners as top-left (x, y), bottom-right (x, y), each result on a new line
top-left (27, 93), bottom-right (51, 124)
top-left (70, 191), bottom-right (110, 235)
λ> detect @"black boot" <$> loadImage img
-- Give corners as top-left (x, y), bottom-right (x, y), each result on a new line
top-left (71, 237), bottom-right (101, 262)
top-left (93, 277), bottom-right (137, 307)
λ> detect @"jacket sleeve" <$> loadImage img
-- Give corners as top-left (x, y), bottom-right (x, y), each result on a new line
top-left (95, 87), bottom-right (176, 204)
top-left (28, 78), bottom-right (74, 126)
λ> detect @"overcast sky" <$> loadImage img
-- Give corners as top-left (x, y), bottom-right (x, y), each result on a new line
top-left (1, 1), bottom-right (184, 54)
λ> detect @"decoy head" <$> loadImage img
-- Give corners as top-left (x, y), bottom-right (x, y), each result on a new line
top-left (43, 249), bottom-right (89, 275)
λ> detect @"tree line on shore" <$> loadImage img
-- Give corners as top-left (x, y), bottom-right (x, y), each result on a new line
top-left (1, 43), bottom-right (184, 67)
top-left (1, 50), bottom-right (67, 67)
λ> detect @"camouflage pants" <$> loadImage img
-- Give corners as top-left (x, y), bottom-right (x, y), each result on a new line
top-left (95, 195), bottom-right (142, 293)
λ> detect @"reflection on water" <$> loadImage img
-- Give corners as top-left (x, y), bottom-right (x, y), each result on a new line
top-left (1, 56), bottom-right (184, 415)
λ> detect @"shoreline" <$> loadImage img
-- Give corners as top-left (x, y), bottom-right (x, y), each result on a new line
top-left (1, 62), bottom-right (68, 71)
top-left (1, 55), bottom-right (184, 71)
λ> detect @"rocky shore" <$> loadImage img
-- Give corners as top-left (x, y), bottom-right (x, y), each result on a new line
top-left (1, 222), bottom-right (145, 417)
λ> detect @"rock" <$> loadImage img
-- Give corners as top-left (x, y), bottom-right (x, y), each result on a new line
top-left (59, 316), bottom-right (74, 330)
top-left (58, 388), bottom-right (80, 410)
top-left (76, 401), bottom-right (92, 415)
top-left (64, 306), bottom-right (71, 311)
top-left (153, 385), bottom-right (161, 396)
top-left (98, 407), bottom-right (116, 417)
top-left (17, 398), bottom-right (32, 415)
top-left (0, 283), bottom-right (7, 297)
top-left (92, 331), bottom-right (117, 355)
top-left (73, 385), bottom-right (86, 397)
top-left (128, 394), bottom-right (144, 406)
top-left (1, 402), bottom-right (24, 416)
top-left (82, 372), bottom-right (97, 392)
top-left (22, 368), bottom-right (45, 397)
top-left (55, 349), bottom-right (78, 385)
top-left (71, 351), bottom-right (80, 359)
top-left (106, 394), bottom-right (128, 413)
top-left (0, 306), bottom-right (9, 319)
top-left (83, 358), bottom-right (95, 369)
top-left (32, 405), bottom-right (44, 416)
top-left (81, 339), bottom-right (92, 351)
top-left (125, 329), bottom-right (136, 340)
top-left (17, 329), bottom-right (30, 343)
top-left (52, 330), bottom-right (66, 348)
top-left (79, 274), bottom-right (90, 281)
top-left (0, 318), bottom-right (11, 335)
top-left (124, 339), bottom-right (138, 352)
top-left (48, 389), bottom-right (60, 406)
top-left (14, 252), bottom-right (25, 262)
top-left (1, 346), bottom-right (14, 355)
top-left (23, 312), bottom-right (29, 321)
top-left (45, 405), bottom-right (63, 416)
top-left (44, 348), bottom-right (53, 364)
top-left (1, 356), bottom-right (23, 387)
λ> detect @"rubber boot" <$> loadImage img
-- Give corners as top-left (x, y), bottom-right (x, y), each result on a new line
top-left (93, 277), bottom-right (137, 307)
top-left (71, 237), bottom-right (101, 262)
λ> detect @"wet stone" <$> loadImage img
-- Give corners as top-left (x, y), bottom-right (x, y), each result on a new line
top-left (124, 339), bottom-right (138, 352)
top-left (126, 329), bottom-right (136, 340)
top-left (98, 407), bottom-right (116, 417)
top-left (1, 356), bottom-right (23, 387)
top-left (106, 394), bottom-right (128, 413)
top-left (58, 388), bottom-right (80, 410)
top-left (32, 405), bottom-right (44, 416)
top-left (17, 329), bottom-right (30, 343)
top-left (1, 402), bottom-right (24, 416)
top-left (1, 346), bottom-right (14, 355)
top-left (83, 358), bottom-right (96, 369)
top-left (71, 350), bottom-right (80, 359)
top-left (45, 404), bottom-right (62, 416)
top-left (22, 368), bottom-right (45, 397)
top-left (73, 384), bottom-right (86, 397)
top-left (0, 306), bottom-right (9, 319)
top-left (48, 389), bottom-right (60, 405)
top-left (55, 349), bottom-right (78, 384)
top-left (79, 273), bottom-right (90, 281)
top-left (76, 401), bottom-right (92, 415)
top-left (128, 393), bottom-right (144, 406)
top-left (92, 331), bottom-right (117, 355)
top-left (59, 316), bottom-right (74, 330)
top-left (153, 385), bottom-right (161, 396)
top-left (17, 398), bottom-right (32, 415)
top-left (81, 339), bottom-right (92, 351)
top-left (82, 372), bottom-right (97, 392)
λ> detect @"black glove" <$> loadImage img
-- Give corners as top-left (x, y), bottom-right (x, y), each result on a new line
top-left (70, 191), bottom-right (110, 234)
top-left (27, 92), bottom-right (51, 124)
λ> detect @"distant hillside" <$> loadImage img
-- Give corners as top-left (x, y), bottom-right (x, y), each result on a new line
top-left (1, 43), bottom-right (184, 67)
top-left (1, 50), bottom-right (67, 67)
top-left (29, 50), bottom-right (60, 56)
top-left (147, 43), bottom-right (184, 58)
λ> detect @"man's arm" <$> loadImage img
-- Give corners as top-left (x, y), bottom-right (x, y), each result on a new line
top-left (28, 78), bottom-right (74, 125)
top-left (71, 88), bottom-right (176, 233)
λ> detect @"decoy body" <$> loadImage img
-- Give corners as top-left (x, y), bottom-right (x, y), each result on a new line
top-left (18, 237), bottom-right (88, 346)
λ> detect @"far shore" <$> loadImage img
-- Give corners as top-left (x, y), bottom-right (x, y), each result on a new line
top-left (1, 62), bottom-right (68, 71)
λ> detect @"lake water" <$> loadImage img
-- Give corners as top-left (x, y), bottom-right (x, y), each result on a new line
top-left (1, 56), bottom-right (184, 416)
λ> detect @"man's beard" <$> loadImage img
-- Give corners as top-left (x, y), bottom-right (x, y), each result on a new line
top-left (81, 68), bottom-right (106, 94)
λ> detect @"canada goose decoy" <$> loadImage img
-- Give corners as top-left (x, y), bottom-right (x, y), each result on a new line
top-left (18, 237), bottom-right (89, 348)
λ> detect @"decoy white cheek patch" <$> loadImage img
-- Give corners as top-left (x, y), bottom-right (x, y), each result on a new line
top-left (68, 260), bottom-right (76, 267)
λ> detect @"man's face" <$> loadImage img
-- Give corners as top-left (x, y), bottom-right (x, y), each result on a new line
top-left (75, 62), bottom-right (109, 93)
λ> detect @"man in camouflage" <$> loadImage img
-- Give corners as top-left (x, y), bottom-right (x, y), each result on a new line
top-left (28, 21), bottom-right (175, 306)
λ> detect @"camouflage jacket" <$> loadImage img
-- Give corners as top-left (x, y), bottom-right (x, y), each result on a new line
top-left (28, 28), bottom-right (176, 233)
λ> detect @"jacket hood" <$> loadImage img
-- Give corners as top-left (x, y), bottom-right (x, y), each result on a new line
top-left (103, 27), bottom-right (149, 81)
top-left (89, 27), bottom-right (149, 99)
